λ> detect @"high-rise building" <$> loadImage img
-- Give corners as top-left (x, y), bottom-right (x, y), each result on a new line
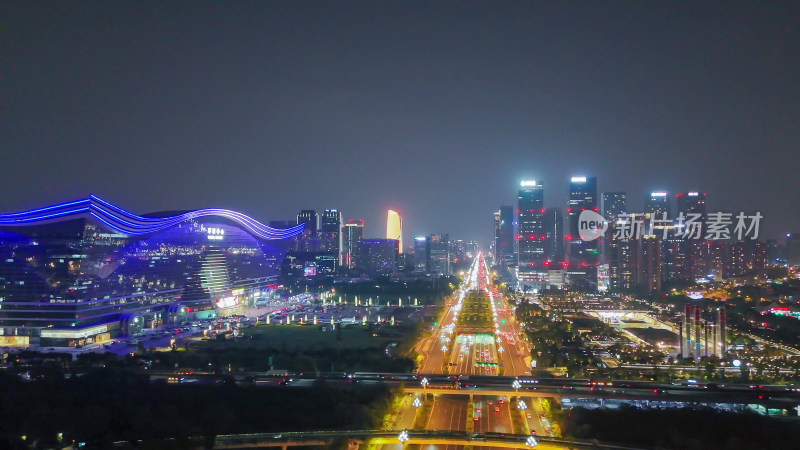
top-left (675, 192), bottom-right (708, 281)
top-left (567, 176), bottom-right (598, 288)
top-left (296, 209), bottom-right (320, 252)
top-left (493, 210), bottom-right (501, 262)
top-left (638, 235), bottom-right (662, 293)
top-left (320, 209), bottom-right (342, 265)
top-left (608, 213), bottom-right (651, 293)
top-left (676, 192), bottom-right (707, 221)
top-left (750, 240), bottom-right (767, 278)
top-left (708, 241), bottom-right (726, 281)
top-left (496, 206), bottom-right (515, 265)
top-left (644, 192), bottom-right (670, 218)
top-left (450, 239), bottom-right (467, 265)
top-left (386, 210), bottom-right (403, 253)
top-left (543, 208), bottom-right (564, 264)
top-left (297, 210), bottom-right (318, 234)
top-left (413, 236), bottom-right (428, 272)
top-left (765, 239), bottom-right (780, 265)
top-left (601, 192), bottom-right (627, 222)
top-left (787, 233), bottom-right (800, 266)
top-left (465, 241), bottom-right (479, 259)
top-left (608, 230), bottom-right (634, 291)
top-left (518, 181), bottom-right (546, 286)
top-left (428, 233), bottom-right (451, 276)
top-left (354, 239), bottom-right (399, 275)
top-left (342, 220), bottom-right (364, 268)
top-left (601, 192), bottom-right (627, 270)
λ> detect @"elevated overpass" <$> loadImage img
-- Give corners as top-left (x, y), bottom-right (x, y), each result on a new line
top-left (404, 385), bottom-right (800, 408)
top-left (142, 370), bottom-right (800, 408)
top-left (117, 430), bottom-right (644, 449)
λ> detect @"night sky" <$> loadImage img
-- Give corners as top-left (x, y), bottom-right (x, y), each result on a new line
top-left (1, 2), bottom-right (798, 244)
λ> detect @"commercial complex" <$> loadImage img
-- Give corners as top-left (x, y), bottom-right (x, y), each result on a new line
top-left (0, 196), bottom-right (303, 347)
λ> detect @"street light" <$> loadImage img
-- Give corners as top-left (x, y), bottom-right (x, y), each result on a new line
top-left (412, 397), bottom-right (422, 408)
top-left (512, 379), bottom-right (521, 399)
top-left (525, 435), bottom-right (538, 447)
top-left (517, 399), bottom-right (527, 410)
top-left (421, 377), bottom-right (429, 393)
top-left (398, 429), bottom-right (409, 449)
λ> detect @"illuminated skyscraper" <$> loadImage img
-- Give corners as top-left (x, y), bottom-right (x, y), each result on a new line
top-left (644, 192), bottom-right (671, 286)
top-left (601, 192), bottom-right (627, 222)
top-left (493, 210), bottom-right (501, 261)
top-left (644, 191), bottom-right (670, 218)
top-left (296, 209), bottom-right (319, 252)
top-left (601, 192), bottom-right (627, 272)
top-left (517, 180), bottom-right (546, 286)
top-left (354, 239), bottom-right (399, 275)
top-left (414, 236), bottom-right (428, 272)
top-left (543, 208), bottom-right (564, 264)
top-left (676, 192), bottom-right (708, 280)
top-left (342, 220), bottom-right (364, 268)
top-left (567, 176), bottom-right (598, 288)
top-left (320, 209), bottom-right (342, 265)
top-left (428, 233), bottom-right (451, 276)
top-left (297, 210), bottom-right (318, 234)
top-left (386, 210), bottom-right (403, 253)
top-left (495, 205), bottom-right (515, 265)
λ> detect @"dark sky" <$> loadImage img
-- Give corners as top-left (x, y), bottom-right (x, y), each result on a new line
top-left (1, 1), bottom-right (798, 244)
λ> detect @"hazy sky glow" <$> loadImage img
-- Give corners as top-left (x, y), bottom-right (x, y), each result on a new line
top-left (1, 2), bottom-right (798, 243)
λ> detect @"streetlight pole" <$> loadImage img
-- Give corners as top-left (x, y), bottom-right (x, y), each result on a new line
top-left (398, 429), bottom-right (409, 450)
top-left (512, 379), bottom-right (521, 401)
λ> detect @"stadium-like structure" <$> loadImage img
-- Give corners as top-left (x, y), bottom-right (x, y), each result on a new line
top-left (0, 196), bottom-right (303, 347)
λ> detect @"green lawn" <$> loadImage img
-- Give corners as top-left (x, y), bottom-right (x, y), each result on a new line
top-left (456, 292), bottom-right (494, 329)
top-left (224, 324), bottom-right (399, 350)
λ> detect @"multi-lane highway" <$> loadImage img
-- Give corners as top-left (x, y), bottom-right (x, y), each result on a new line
top-left (417, 253), bottom-right (531, 377)
top-left (390, 252), bottom-right (541, 448)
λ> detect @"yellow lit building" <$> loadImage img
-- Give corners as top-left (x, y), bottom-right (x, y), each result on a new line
top-left (386, 209), bottom-right (403, 253)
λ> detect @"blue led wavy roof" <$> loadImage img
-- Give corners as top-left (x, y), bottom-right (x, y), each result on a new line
top-left (0, 195), bottom-right (304, 240)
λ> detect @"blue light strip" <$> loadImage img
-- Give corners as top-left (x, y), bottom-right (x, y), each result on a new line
top-left (0, 196), bottom-right (304, 240)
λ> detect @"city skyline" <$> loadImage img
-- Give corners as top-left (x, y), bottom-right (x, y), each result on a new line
top-left (2, 3), bottom-right (800, 448)
top-left (1, 2), bottom-right (798, 243)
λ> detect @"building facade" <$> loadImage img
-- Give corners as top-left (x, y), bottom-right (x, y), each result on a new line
top-left (0, 196), bottom-right (303, 347)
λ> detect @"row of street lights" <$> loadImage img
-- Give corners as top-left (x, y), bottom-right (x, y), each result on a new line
top-left (396, 429), bottom-right (537, 448)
